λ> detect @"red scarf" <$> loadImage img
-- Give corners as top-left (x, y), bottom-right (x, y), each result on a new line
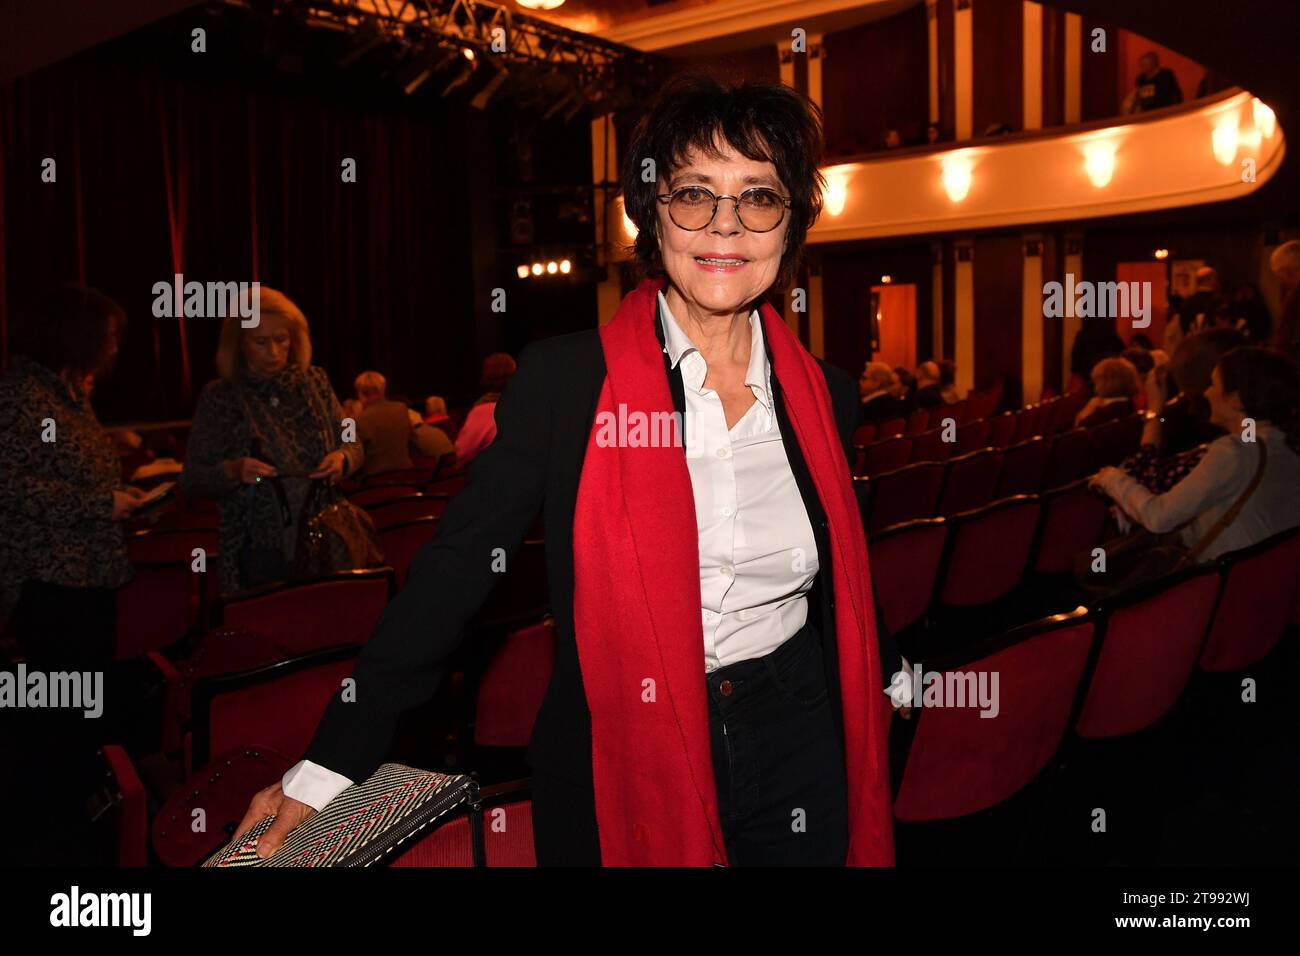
top-left (571, 277), bottom-right (894, 866)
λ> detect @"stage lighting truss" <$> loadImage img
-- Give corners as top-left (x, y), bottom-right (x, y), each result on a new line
top-left (225, 0), bottom-right (662, 112)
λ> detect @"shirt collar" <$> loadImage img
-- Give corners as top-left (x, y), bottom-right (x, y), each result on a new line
top-left (656, 291), bottom-right (772, 411)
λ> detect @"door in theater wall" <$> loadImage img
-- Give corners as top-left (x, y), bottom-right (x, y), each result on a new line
top-left (1116, 262), bottom-right (1169, 347)
top-left (871, 283), bottom-right (917, 371)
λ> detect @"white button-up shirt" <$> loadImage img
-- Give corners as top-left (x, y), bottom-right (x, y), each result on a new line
top-left (281, 292), bottom-right (821, 810)
top-left (658, 291), bottom-right (819, 673)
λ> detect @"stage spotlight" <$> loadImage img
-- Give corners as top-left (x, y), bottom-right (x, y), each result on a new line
top-left (546, 261), bottom-right (558, 274)
top-left (471, 63), bottom-right (509, 110)
top-left (1154, 248), bottom-right (1170, 260)
top-left (441, 59), bottom-right (476, 97)
top-left (560, 259), bottom-right (572, 274)
top-left (531, 263), bottom-right (543, 276)
top-left (517, 264), bottom-right (530, 279)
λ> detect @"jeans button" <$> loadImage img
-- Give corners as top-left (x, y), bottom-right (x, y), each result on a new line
top-left (719, 680), bottom-right (733, 697)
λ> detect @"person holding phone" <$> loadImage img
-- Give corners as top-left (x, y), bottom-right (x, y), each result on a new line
top-left (0, 284), bottom-right (141, 863)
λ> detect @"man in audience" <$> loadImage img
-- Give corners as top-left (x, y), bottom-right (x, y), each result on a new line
top-left (454, 352), bottom-right (517, 468)
top-left (1181, 266), bottom-right (1222, 335)
top-left (857, 361), bottom-right (906, 427)
top-left (912, 360), bottom-right (944, 410)
top-left (1123, 51), bottom-right (1183, 113)
top-left (423, 394), bottom-right (457, 441)
top-left (354, 370), bottom-right (451, 476)
top-left (938, 358), bottom-right (960, 404)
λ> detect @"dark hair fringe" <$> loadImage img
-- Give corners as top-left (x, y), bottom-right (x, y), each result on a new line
top-left (11, 284), bottom-right (126, 378)
top-left (620, 72), bottom-right (826, 294)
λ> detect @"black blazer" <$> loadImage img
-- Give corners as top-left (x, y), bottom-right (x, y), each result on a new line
top-left (305, 310), bottom-right (897, 786)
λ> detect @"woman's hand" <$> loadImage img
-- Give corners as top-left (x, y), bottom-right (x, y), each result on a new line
top-left (226, 456), bottom-right (278, 485)
top-left (309, 450), bottom-right (348, 484)
top-left (111, 486), bottom-right (147, 521)
top-left (232, 782), bottom-right (318, 859)
top-left (1089, 466), bottom-right (1121, 494)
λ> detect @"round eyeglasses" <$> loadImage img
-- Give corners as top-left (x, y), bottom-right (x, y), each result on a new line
top-left (656, 185), bottom-right (793, 233)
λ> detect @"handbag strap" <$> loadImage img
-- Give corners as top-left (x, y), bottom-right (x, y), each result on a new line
top-left (1184, 437), bottom-right (1268, 562)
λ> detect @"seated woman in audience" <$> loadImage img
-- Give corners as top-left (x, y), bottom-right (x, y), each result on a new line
top-left (1121, 328), bottom-right (1246, 493)
top-left (1092, 348), bottom-right (1300, 561)
top-left (1075, 356), bottom-right (1139, 427)
top-left (181, 287), bottom-right (363, 595)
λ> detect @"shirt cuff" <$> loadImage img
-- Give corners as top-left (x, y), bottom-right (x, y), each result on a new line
top-left (281, 759), bottom-right (353, 811)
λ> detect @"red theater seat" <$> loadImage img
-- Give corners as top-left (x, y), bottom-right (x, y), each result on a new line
top-left (938, 496), bottom-right (1042, 608)
top-left (100, 745), bottom-right (148, 867)
top-left (937, 449), bottom-right (1003, 516)
top-left (866, 462), bottom-right (945, 532)
top-left (863, 436), bottom-right (913, 477)
top-left (875, 417), bottom-right (907, 440)
top-left (905, 408), bottom-right (931, 436)
top-left (474, 617), bottom-right (556, 748)
top-left (1043, 428), bottom-right (1092, 487)
top-left (389, 815), bottom-right (478, 867)
top-left (1033, 478), bottom-right (1110, 575)
top-left (909, 428), bottom-right (954, 465)
top-left (868, 518), bottom-right (948, 635)
top-left (1086, 413), bottom-right (1144, 472)
top-left (1074, 566), bottom-right (1221, 738)
top-left (894, 610), bottom-right (1095, 821)
top-left (216, 569), bottom-right (395, 654)
top-left (1200, 525), bottom-right (1300, 672)
top-left (986, 412), bottom-right (1017, 449)
top-left (378, 518), bottom-right (440, 589)
top-left (189, 644), bottom-right (361, 773)
top-left (997, 437), bottom-right (1053, 498)
top-left (953, 419), bottom-right (991, 456)
top-left (852, 422), bottom-right (877, 447)
top-left (152, 746), bottom-right (297, 868)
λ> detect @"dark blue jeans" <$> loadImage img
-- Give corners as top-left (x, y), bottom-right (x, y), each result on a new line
top-left (531, 621), bottom-right (849, 866)
top-left (707, 620), bottom-right (849, 865)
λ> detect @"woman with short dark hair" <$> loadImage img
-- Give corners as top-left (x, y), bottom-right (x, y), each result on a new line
top-left (236, 74), bottom-right (896, 867)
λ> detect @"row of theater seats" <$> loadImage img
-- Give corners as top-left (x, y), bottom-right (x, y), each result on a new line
top-left (101, 574), bottom-right (556, 866)
top-left (97, 458), bottom-right (557, 866)
top-left (116, 468), bottom-right (486, 661)
top-left (855, 413), bottom-right (1145, 533)
top-left (892, 523), bottom-right (1300, 861)
top-left (98, 519), bottom-right (1300, 866)
top-left (853, 386), bottom-right (1083, 451)
top-left (854, 399), bottom-right (1133, 480)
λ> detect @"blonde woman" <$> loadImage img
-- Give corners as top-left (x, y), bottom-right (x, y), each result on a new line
top-left (1075, 356), bottom-right (1140, 428)
top-left (181, 287), bottom-right (362, 594)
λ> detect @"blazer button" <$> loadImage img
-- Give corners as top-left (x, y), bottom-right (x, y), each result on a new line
top-left (719, 680), bottom-right (734, 697)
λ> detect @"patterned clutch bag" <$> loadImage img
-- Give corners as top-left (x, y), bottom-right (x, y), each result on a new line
top-left (202, 764), bottom-right (481, 867)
